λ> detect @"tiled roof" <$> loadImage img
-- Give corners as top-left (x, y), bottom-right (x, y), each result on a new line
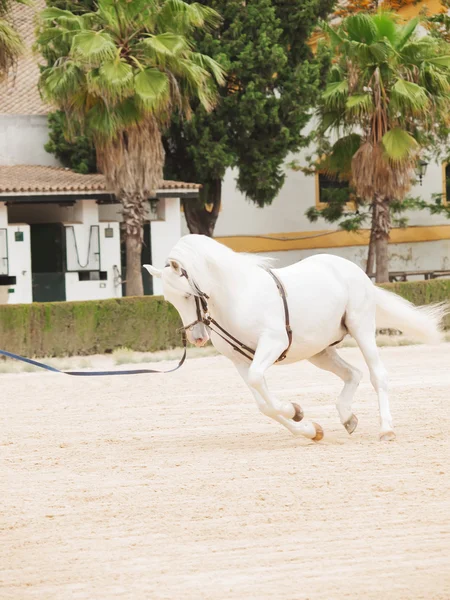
top-left (0, 165), bottom-right (201, 194)
top-left (0, 0), bottom-right (49, 115)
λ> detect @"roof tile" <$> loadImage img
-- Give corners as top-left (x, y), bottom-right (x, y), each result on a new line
top-left (0, 0), bottom-right (49, 115)
top-left (0, 165), bottom-right (201, 194)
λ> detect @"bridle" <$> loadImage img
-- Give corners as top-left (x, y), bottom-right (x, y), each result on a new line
top-left (171, 264), bottom-right (293, 363)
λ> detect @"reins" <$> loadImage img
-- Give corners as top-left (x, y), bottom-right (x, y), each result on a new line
top-left (0, 331), bottom-right (187, 376)
top-left (0, 266), bottom-right (293, 376)
top-left (179, 266), bottom-right (293, 363)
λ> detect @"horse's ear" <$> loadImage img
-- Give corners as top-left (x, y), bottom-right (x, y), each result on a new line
top-left (143, 264), bottom-right (162, 278)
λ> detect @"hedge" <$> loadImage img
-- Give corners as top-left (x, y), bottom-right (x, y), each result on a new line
top-left (0, 278), bottom-right (449, 358)
top-left (381, 279), bottom-right (450, 329)
top-left (0, 296), bottom-right (182, 358)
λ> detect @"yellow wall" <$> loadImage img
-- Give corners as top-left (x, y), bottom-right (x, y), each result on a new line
top-left (215, 225), bottom-right (450, 253)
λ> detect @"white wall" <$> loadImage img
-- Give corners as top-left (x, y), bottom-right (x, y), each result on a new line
top-left (0, 115), bottom-right (60, 166)
top-left (64, 201), bottom-right (122, 301)
top-left (0, 203), bottom-right (32, 303)
top-left (150, 198), bottom-right (181, 295)
top-left (8, 199), bottom-right (122, 302)
top-left (263, 239), bottom-right (450, 274)
top-left (7, 223), bottom-right (32, 304)
top-left (211, 152), bottom-right (449, 239)
top-left (0, 203), bottom-right (7, 275)
top-left (180, 136), bottom-right (450, 274)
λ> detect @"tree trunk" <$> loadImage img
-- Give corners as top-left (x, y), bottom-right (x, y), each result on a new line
top-left (373, 196), bottom-right (391, 284)
top-left (125, 230), bottom-right (144, 296)
top-left (183, 179), bottom-right (222, 236)
top-left (97, 117), bottom-right (165, 297)
top-left (121, 191), bottom-right (147, 296)
top-left (366, 203), bottom-right (376, 277)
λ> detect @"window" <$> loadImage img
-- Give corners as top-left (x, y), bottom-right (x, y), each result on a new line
top-left (315, 172), bottom-right (353, 210)
top-left (442, 163), bottom-right (450, 206)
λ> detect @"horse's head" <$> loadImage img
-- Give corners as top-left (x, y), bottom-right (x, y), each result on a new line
top-left (144, 261), bottom-right (210, 347)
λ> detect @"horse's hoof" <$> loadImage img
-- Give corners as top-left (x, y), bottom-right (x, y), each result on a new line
top-left (379, 430), bottom-right (396, 442)
top-left (343, 414), bottom-right (358, 435)
top-left (312, 422), bottom-right (324, 442)
top-left (292, 402), bottom-right (304, 422)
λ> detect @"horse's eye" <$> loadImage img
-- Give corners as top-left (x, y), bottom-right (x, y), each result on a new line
top-left (184, 294), bottom-right (191, 300)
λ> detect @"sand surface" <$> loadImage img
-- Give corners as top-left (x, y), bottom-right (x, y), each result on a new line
top-left (2, 344), bottom-right (450, 599)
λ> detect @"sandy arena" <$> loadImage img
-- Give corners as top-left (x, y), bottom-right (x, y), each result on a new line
top-left (2, 343), bottom-right (450, 599)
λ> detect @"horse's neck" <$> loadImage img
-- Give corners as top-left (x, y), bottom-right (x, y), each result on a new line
top-left (206, 260), bottom-right (259, 324)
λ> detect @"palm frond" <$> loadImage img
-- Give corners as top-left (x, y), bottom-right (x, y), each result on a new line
top-left (71, 31), bottom-right (116, 65)
top-left (140, 32), bottom-right (191, 57)
top-left (382, 128), bottom-right (418, 162)
top-left (345, 94), bottom-right (373, 118)
top-left (372, 12), bottom-right (397, 45)
top-left (390, 78), bottom-right (429, 115)
top-left (134, 68), bottom-right (170, 112)
top-left (322, 80), bottom-right (348, 109)
top-left (0, 18), bottom-right (23, 80)
top-left (395, 18), bottom-right (419, 51)
top-left (189, 52), bottom-right (226, 86)
top-left (344, 14), bottom-right (378, 45)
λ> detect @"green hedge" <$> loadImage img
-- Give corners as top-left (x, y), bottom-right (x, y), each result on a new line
top-left (380, 279), bottom-right (450, 329)
top-left (0, 278), bottom-right (449, 358)
top-left (0, 296), bottom-right (182, 358)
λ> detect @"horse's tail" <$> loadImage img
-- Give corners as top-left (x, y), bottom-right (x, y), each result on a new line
top-left (374, 286), bottom-right (448, 344)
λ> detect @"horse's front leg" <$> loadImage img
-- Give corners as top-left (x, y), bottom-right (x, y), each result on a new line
top-left (235, 335), bottom-right (323, 441)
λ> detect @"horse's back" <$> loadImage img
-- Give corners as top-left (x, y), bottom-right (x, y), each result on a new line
top-left (272, 254), bottom-right (375, 358)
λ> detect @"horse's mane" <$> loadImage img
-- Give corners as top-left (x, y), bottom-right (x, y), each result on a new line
top-left (168, 234), bottom-right (274, 292)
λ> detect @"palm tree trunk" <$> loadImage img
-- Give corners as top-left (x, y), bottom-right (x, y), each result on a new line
top-left (373, 196), bottom-right (391, 283)
top-left (183, 179), bottom-right (222, 236)
top-left (97, 118), bottom-right (165, 297)
top-left (121, 191), bottom-right (147, 296)
top-left (366, 203), bottom-right (376, 277)
top-left (126, 230), bottom-right (144, 296)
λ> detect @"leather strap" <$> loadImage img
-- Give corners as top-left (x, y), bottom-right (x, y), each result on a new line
top-left (181, 267), bottom-right (293, 363)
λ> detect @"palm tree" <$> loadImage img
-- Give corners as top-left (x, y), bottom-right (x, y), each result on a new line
top-left (37, 0), bottom-right (225, 295)
top-left (0, 0), bottom-right (28, 82)
top-left (316, 12), bottom-right (450, 282)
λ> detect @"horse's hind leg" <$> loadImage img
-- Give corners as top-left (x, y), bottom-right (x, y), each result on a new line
top-left (308, 347), bottom-right (362, 434)
top-left (347, 319), bottom-right (395, 441)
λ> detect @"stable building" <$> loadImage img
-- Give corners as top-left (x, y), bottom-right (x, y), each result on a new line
top-left (0, 165), bottom-right (200, 303)
top-left (0, 0), bottom-right (200, 304)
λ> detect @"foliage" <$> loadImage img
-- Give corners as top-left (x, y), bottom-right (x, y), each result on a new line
top-left (2, 279), bottom-right (450, 358)
top-left (381, 279), bottom-right (450, 328)
top-left (299, 11), bottom-right (450, 281)
top-left (0, 0), bottom-right (30, 82)
top-left (162, 0), bottom-right (334, 235)
top-left (45, 111), bottom-right (97, 173)
top-left (0, 295), bottom-right (182, 357)
top-left (37, 0), bottom-right (224, 295)
top-left (316, 13), bottom-right (450, 201)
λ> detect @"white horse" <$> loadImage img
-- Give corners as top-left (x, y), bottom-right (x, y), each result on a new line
top-left (145, 234), bottom-right (447, 442)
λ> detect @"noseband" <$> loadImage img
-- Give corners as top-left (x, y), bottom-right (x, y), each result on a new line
top-left (171, 265), bottom-right (293, 363)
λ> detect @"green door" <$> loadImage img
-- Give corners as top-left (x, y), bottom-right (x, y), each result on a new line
top-left (31, 223), bottom-right (66, 302)
top-left (121, 223), bottom-right (153, 296)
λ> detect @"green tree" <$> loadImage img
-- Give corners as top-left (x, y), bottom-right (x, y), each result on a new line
top-left (0, 0), bottom-right (29, 82)
top-left (45, 111), bottom-right (97, 174)
top-left (309, 12), bottom-right (450, 282)
top-left (37, 0), bottom-right (224, 295)
top-left (162, 0), bottom-right (334, 236)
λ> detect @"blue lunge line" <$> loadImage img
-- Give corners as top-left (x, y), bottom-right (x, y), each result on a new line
top-left (0, 343), bottom-right (186, 376)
